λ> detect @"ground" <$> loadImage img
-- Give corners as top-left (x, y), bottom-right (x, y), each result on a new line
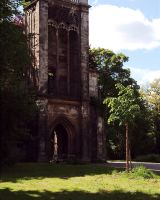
top-left (0, 163), bottom-right (160, 200)
top-left (106, 161), bottom-right (160, 172)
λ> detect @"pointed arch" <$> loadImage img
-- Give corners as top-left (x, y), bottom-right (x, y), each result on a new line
top-left (49, 116), bottom-right (77, 160)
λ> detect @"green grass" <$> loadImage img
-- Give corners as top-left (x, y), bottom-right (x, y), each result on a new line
top-left (128, 166), bottom-right (156, 179)
top-left (0, 163), bottom-right (160, 200)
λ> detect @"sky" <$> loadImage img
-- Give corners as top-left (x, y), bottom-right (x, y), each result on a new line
top-left (88, 0), bottom-right (160, 85)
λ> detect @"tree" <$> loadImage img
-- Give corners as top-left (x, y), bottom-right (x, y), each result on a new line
top-left (104, 84), bottom-right (140, 171)
top-left (141, 79), bottom-right (160, 154)
top-left (0, 0), bottom-right (36, 167)
top-left (89, 48), bottom-right (144, 160)
top-left (89, 48), bottom-right (139, 99)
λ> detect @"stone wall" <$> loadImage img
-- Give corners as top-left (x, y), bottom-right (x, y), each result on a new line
top-left (47, 99), bottom-right (81, 158)
top-left (25, 0), bottom-right (106, 162)
top-left (89, 69), bottom-right (98, 98)
top-left (25, 1), bottom-right (39, 87)
top-left (39, 0), bottom-right (48, 94)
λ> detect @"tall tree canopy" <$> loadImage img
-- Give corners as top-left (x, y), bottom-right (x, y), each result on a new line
top-left (0, 0), bottom-right (36, 166)
top-left (89, 48), bottom-right (139, 99)
top-left (141, 79), bottom-right (160, 154)
top-left (89, 48), bottom-right (152, 160)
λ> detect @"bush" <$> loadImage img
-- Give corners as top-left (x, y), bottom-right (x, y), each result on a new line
top-left (114, 166), bottom-right (156, 179)
top-left (130, 166), bottom-right (156, 179)
top-left (135, 154), bottom-right (160, 163)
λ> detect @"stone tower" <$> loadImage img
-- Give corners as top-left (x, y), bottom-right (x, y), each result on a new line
top-left (25, 0), bottom-right (106, 162)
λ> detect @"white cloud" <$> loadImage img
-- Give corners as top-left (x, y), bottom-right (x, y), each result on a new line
top-left (91, 0), bottom-right (99, 6)
top-left (89, 4), bottom-right (160, 51)
top-left (129, 67), bottom-right (160, 85)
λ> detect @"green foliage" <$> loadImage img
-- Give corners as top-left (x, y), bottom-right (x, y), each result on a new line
top-left (141, 79), bottom-right (160, 115)
top-left (89, 48), bottom-right (150, 160)
top-left (0, 0), bottom-right (37, 167)
top-left (135, 154), bottom-right (160, 163)
top-left (89, 48), bottom-right (139, 99)
top-left (115, 165), bottom-right (156, 179)
top-left (107, 125), bottom-right (125, 159)
top-left (104, 84), bottom-right (141, 171)
top-left (129, 166), bottom-right (156, 179)
top-left (141, 79), bottom-right (160, 154)
top-left (104, 84), bottom-right (140, 126)
top-left (21, 0), bottom-right (31, 8)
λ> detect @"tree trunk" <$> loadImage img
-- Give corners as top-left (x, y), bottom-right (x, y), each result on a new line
top-left (129, 146), bottom-right (132, 170)
top-left (125, 123), bottom-right (129, 172)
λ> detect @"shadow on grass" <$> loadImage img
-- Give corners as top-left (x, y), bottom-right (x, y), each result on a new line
top-left (0, 188), bottom-right (160, 200)
top-left (0, 163), bottom-right (123, 182)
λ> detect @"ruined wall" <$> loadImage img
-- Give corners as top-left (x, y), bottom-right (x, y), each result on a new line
top-left (47, 100), bottom-right (81, 158)
top-left (48, 2), bottom-right (81, 99)
top-left (39, 0), bottom-right (48, 94)
top-left (79, 3), bottom-right (90, 161)
top-left (89, 63), bottom-right (106, 161)
top-left (25, 0), bottom-right (106, 162)
top-left (89, 69), bottom-right (98, 98)
top-left (25, 1), bottom-right (39, 88)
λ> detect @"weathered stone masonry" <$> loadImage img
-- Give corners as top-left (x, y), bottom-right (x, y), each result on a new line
top-left (25, 0), bottom-right (106, 162)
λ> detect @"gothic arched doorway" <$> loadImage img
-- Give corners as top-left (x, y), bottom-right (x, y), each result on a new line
top-left (51, 124), bottom-right (68, 161)
top-left (49, 117), bottom-right (77, 161)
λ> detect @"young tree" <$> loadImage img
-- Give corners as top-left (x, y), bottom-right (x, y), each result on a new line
top-left (89, 48), bottom-right (144, 160)
top-left (104, 84), bottom-right (140, 171)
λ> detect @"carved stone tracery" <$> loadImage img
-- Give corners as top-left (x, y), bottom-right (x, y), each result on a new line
top-left (48, 4), bottom-right (80, 99)
top-left (48, 20), bottom-right (79, 32)
top-left (48, 5), bottom-right (80, 32)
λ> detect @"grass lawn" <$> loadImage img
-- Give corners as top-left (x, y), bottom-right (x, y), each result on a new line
top-left (0, 163), bottom-right (160, 200)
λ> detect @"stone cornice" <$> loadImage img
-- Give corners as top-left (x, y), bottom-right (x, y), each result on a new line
top-left (24, 0), bottom-right (38, 11)
top-left (48, 98), bottom-right (81, 106)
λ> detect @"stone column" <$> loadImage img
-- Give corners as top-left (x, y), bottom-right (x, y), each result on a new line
top-left (80, 4), bottom-right (90, 161)
top-left (38, 0), bottom-right (48, 161)
top-left (37, 99), bottom-right (48, 161)
top-left (67, 30), bottom-right (70, 95)
top-left (39, 0), bottom-right (48, 94)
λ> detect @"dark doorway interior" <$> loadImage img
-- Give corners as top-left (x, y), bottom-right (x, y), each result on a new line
top-left (51, 124), bottom-right (68, 160)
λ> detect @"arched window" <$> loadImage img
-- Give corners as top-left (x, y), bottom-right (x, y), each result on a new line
top-left (58, 28), bottom-right (68, 96)
top-left (48, 26), bottom-right (57, 94)
top-left (69, 30), bottom-right (80, 99)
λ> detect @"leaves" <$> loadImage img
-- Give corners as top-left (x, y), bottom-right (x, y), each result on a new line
top-left (104, 84), bottom-right (141, 126)
top-left (0, 0), bottom-right (37, 166)
top-left (89, 48), bottom-right (139, 99)
top-left (142, 79), bottom-right (160, 113)
top-left (0, 0), bottom-right (21, 21)
top-left (141, 79), bottom-right (160, 154)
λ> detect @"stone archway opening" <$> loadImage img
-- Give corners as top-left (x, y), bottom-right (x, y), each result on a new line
top-left (51, 124), bottom-right (68, 161)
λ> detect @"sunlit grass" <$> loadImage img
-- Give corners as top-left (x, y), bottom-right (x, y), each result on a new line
top-left (0, 163), bottom-right (160, 200)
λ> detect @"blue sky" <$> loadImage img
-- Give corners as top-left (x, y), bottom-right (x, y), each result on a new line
top-left (88, 0), bottom-right (160, 85)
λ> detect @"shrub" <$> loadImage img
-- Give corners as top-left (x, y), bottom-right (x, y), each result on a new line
top-left (129, 166), bottom-right (155, 179)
